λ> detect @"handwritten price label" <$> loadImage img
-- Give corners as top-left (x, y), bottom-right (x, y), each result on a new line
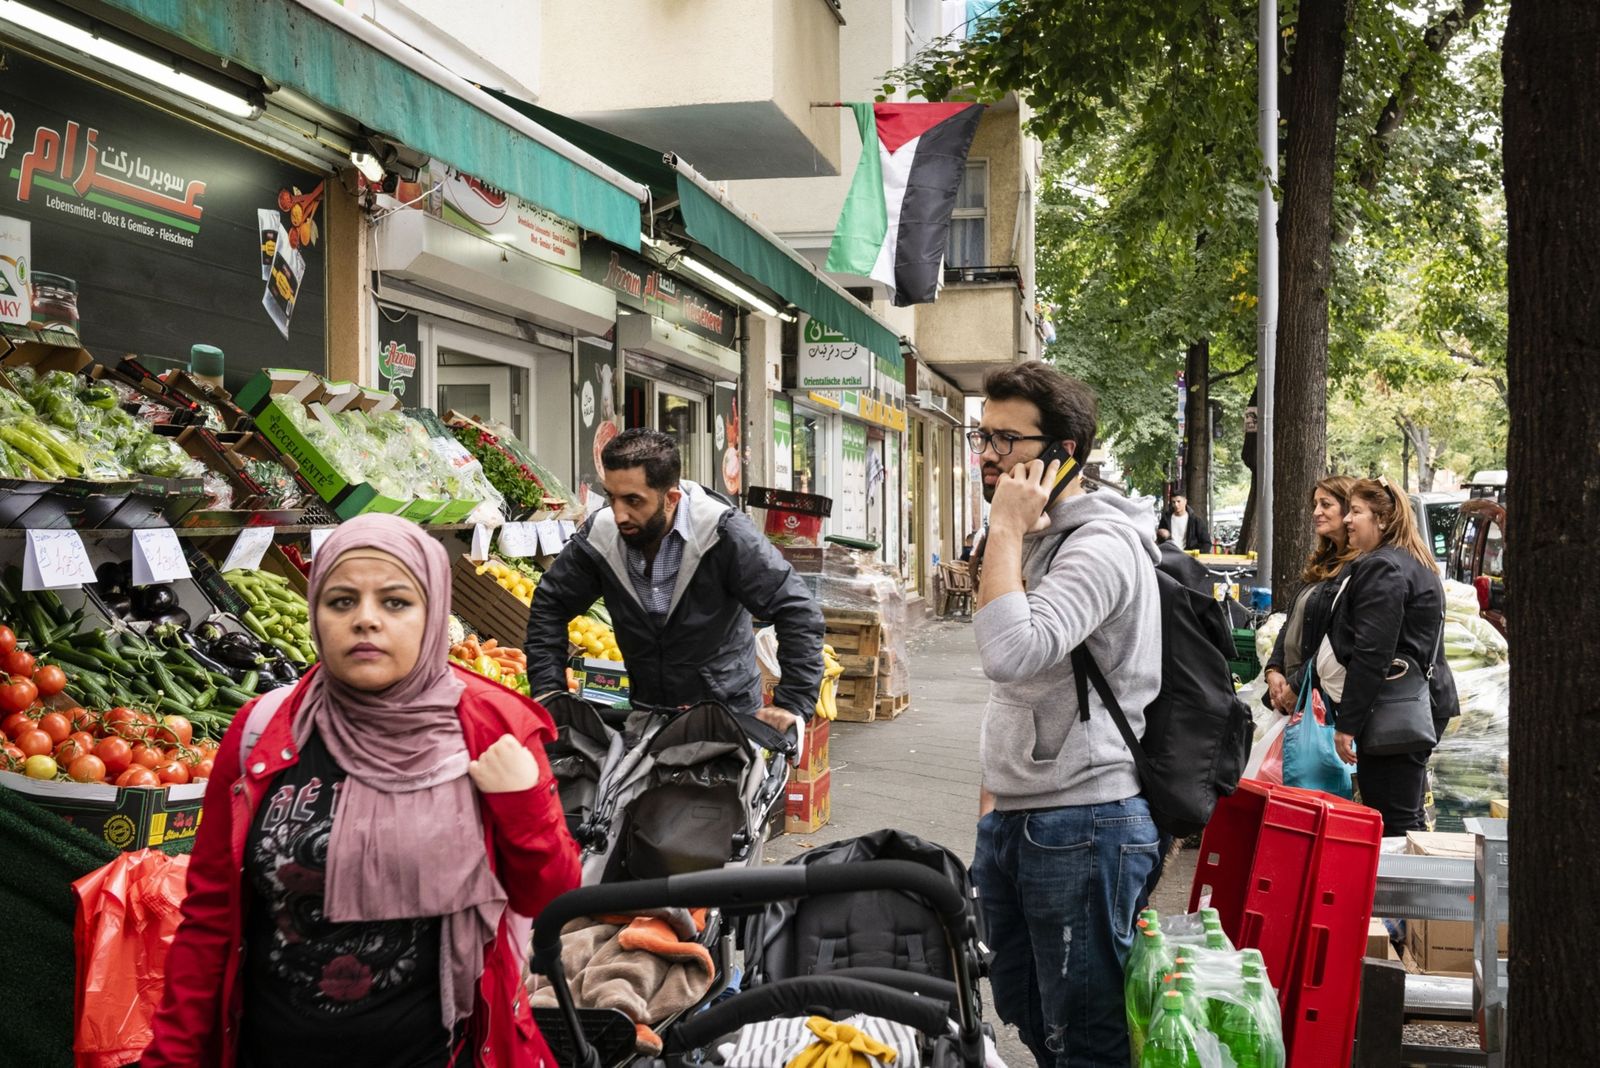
top-left (308, 528), bottom-right (333, 558)
top-left (22, 529), bottom-right (96, 590)
top-left (132, 528), bottom-right (192, 586)
top-left (469, 524), bottom-right (493, 563)
top-left (497, 522), bottom-right (541, 559)
top-left (558, 520), bottom-right (577, 545)
top-left (221, 526), bottom-right (275, 573)
top-left (535, 520), bottom-right (563, 556)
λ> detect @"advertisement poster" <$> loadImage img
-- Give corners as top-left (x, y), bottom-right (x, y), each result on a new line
top-left (866, 435), bottom-right (885, 557)
top-left (575, 336), bottom-right (619, 508)
top-left (840, 420), bottom-right (869, 539)
top-left (415, 159), bottom-right (581, 271)
top-left (375, 305), bottom-right (420, 399)
top-left (0, 49), bottom-right (326, 388)
top-left (712, 382), bottom-right (740, 498)
top-left (797, 314), bottom-right (869, 390)
top-left (886, 432), bottom-right (902, 571)
top-left (773, 395), bottom-right (793, 490)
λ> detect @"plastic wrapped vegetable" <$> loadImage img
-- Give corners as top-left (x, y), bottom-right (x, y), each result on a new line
top-left (242, 457), bottom-right (304, 508)
top-left (132, 436), bottom-right (203, 478)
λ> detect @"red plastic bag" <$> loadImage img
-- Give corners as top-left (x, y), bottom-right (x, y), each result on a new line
top-left (71, 849), bottom-right (191, 1068)
top-left (1245, 715), bottom-right (1287, 786)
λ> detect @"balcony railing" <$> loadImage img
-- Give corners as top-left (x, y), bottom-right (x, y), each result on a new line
top-left (943, 264), bottom-right (1022, 286)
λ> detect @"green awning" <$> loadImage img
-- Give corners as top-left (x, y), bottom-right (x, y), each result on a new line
top-left (98, 0), bottom-right (644, 249)
top-left (491, 94), bottom-right (904, 364)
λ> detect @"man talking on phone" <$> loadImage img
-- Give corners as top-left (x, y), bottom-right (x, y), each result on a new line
top-left (967, 363), bottom-right (1162, 1067)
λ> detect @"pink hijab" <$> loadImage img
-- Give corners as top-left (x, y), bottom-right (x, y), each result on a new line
top-left (297, 513), bottom-right (504, 1028)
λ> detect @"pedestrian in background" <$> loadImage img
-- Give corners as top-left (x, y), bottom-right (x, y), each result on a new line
top-left (1262, 475), bottom-right (1359, 715)
top-left (142, 514), bottom-right (579, 1068)
top-left (1157, 494), bottom-right (1210, 551)
top-left (967, 362), bottom-right (1162, 1067)
top-left (1322, 478), bottom-right (1460, 835)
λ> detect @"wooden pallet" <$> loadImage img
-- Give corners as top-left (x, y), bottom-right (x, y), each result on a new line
top-left (876, 692), bottom-right (910, 720)
top-left (834, 673), bottom-right (881, 721)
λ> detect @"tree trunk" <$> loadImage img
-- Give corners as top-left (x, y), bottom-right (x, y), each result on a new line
top-left (1239, 476), bottom-right (1257, 555)
top-left (1416, 425), bottom-right (1433, 491)
top-left (1397, 416), bottom-right (1412, 491)
top-left (1272, 0), bottom-right (1350, 600)
top-left (1504, 3), bottom-right (1600, 1063)
top-left (1183, 339), bottom-right (1212, 527)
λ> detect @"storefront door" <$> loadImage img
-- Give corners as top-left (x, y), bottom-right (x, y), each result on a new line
top-left (623, 362), bottom-right (713, 486)
top-left (436, 359), bottom-right (519, 434)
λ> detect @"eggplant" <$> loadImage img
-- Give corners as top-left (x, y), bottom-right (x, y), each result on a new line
top-left (95, 562), bottom-right (124, 588)
top-left (211, 641), bottom-right (265, 671)
top-left (134, 585), bottom-right (178, 616)
top-left (106, 595), bottom-right (135, 619)
top-left (149, 608), bottom-right (192, 630)
top-left (194, 620), bottom-right (227, 644)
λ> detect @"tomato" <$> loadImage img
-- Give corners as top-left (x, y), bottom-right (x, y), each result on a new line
top-left (33, 664), bottom-right (67, 698)
top-left (94, 736), bottom-right (132, 777)
top-left (115, 766), bottom-right (161, 788)
top-left (157, 715), bottom-right (193, 748)
top-left (1, 649), bottom-right (36, 679)
top-left (191, 758), bottom-right (214, 781)
top-left (67, 754), bottom-right (107, 783)
top-left (2, 709), bottom-right (35, 739)
top-left (0, 679), bottom-right (37, 715)
top-left (15, 729), bottom-right (53, 758)
top-left (154, 760), bottom-right (190, 785)
top-left (130, 743), bottom-right (163, 769)
top-left (68, 730), bottom-right (95, 753)
top-left (54, 737), bottom-right (90, 765)
top-left (23, 754), bottom-right (57, 780)
top-left (2, 742), bottom-right (24, 767)
top-left (105, 708), bottom-right (148, 742)
top-left (36, 711), bottom-right (70, 745)
top-left (0, 626), bottom-right (15, 656)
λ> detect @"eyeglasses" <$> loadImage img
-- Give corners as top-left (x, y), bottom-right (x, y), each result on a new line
top-left (965, 429), bottom-right (1054, 456)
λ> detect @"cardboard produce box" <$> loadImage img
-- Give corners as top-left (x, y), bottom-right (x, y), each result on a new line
top-left (1367, 918), bottom-right (1399, 961)
top-left (1405, 831), bottom-right (1509, 976)
top-left (785, 769), bottom-right (831, 834)
top-left (795, 718), bottom-right (829, 783)
top-left (0, 771), bottom-right (205, 852)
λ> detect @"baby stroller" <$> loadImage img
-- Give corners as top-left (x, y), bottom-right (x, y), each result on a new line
top-left (530, 700), bottom-right (796, 1066)
top-left (542, 692), bottom-right (629, 845)
top-left (530, 856), bottom-right (992, 1068)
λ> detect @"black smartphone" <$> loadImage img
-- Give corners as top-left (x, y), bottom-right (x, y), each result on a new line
top-left (1038, 441), bottom-right (1079, 508)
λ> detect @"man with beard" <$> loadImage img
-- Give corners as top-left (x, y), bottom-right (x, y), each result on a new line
top-left (968, 363), bottom-right (1161, 1068)
top-left (525, 429), bottom-right (821, 734)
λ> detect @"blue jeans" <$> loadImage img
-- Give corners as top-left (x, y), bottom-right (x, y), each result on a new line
top-left (973, 799), bottom-right (1160, 1068)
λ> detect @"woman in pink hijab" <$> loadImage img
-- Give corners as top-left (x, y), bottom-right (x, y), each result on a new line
top-left (143, 514), bottom-right (580, 1068)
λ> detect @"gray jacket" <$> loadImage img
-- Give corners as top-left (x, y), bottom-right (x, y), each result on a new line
top-left (972, 491), bottom-right (1163, 810)
top-left (524, 481), bottom-right (824, 717)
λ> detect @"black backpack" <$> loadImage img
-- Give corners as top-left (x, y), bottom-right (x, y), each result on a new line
top-left (1055, 530), bottom-right (1254, 837)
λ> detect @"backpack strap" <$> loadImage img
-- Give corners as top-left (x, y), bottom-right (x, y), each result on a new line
top-left (238, 684), bottom-right (296, 767)
top-left (1071, 645), bottom-right (1155, 782)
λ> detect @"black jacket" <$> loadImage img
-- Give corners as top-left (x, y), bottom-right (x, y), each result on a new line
top-left (524, 482), bottom-right (824, 718)
top-left (1158, 508), bottom-right (1210, 551)
top-left (1324, 546), bottom-right (1460, 741)
top-left (1265, 576), bottom-right (1344, 704)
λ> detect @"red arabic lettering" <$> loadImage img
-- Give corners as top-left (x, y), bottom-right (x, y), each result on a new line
top-left (17, 126), bottom-right (60, 202)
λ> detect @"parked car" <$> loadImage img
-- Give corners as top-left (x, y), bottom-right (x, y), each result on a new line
top-left (1411, 491), bottom-right (1467, 570)
top-left (1445, 497), bottom-right (1506, 636)
top-left (1464, 469), bottom-right (1507, 504)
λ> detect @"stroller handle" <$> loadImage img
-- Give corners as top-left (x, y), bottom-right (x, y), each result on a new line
top-left (531, 860), bottom-right (971, 963)
top-left (664, 975), bottom-right (950, 1056)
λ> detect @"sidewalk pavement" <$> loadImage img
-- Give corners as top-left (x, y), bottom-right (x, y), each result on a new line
top-left (765, 617), bottom-right (1195, 1067)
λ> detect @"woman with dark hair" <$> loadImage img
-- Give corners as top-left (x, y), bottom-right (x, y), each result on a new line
top-left (1262, 475), bottom-right (1360, 714)
top-left (1323, 477), bottom-right (1461, 835)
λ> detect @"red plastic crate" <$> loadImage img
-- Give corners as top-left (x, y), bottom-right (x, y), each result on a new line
top-left (1188, 778), bottom-right (1326, 1002)
top-left (1279, 793), bottom-right (1384, 1067)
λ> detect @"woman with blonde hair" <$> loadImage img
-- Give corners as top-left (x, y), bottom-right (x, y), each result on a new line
top-left (1262, 475), bottom-right (1360, 714)
top-left (1323, 477), bottom-right (1460, 835)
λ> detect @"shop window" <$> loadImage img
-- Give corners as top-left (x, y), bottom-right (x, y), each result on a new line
top-left (946, 160), bottom-right (989, 268)
top-left (794, 409), bottom-right (829, 498)
top-left (658, 390), bottom-right (702, 485)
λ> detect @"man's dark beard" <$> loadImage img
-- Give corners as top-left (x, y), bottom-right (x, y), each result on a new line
top-left (982, 465), bottom-right (1002, 503)
top-left (619, 497), bottom-right (670, 549)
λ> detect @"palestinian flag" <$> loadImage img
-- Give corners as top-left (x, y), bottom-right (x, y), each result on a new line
top-left (825, 102), bottom-right (985, 306)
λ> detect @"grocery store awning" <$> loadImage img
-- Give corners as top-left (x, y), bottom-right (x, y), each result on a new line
top-left (94, 0), bottom-right (647, 249)
top-left (491, 93), bottom-right (905, 364)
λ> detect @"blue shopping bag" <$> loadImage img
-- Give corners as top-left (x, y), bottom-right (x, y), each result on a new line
top-left (1282, 670), bottom-right (1355, 799)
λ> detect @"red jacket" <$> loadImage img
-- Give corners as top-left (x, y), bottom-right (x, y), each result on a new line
top-left (141, 667), bottom-right (581, 1068)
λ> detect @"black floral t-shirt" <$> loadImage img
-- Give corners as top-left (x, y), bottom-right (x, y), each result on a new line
top-left (240, 730), bottom-right (454, 1067)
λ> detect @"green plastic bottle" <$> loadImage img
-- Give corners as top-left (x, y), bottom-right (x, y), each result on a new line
top-left (1127, 928), bottom-right (1176, 1062)
top-left (1140, 991), bottom-right (1204, 1068)
top-left (1216, 985), bottom-right (1271, 1068)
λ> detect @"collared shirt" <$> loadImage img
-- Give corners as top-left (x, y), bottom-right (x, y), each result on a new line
top-left (625, 490), bottom-right (691, 621)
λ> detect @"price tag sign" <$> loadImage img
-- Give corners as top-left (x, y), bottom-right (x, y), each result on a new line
top-left (22, 529), bottom-right (96, 591)
top-left (497, 522), bottom-right (541, 558)
top-left (132, 527), bottom-right (192, 586)
top-left (469, 524), bottom-right (493, 563)
top-left (559, 520), bottom-right (577, 544)
top-left (308, 528), bottom-right (333, 558)
top-left (221, 526), bottom-right (275, 573)
top-left (535, 520), bottom-right (563, 556)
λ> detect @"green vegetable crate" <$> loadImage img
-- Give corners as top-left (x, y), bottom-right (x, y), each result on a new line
top-left (1229, 626), bottom-right (1261, 683)
top-left (0, 771), bottom-right (207, 852)
top-left (238, 370), bottom-right (418, 521)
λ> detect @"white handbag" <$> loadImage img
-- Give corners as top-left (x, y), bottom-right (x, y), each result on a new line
top-left (1314, 576), bottom-right (1353, 703)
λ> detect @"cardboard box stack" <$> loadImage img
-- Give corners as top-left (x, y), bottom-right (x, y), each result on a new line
top-left (1403, 831), bottom-right (1510, 976)
top-left (785, 719), bottom-right (832, 834)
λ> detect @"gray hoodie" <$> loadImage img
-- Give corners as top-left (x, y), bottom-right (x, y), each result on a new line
top-left (972, 490), bottom-right (1162, 810)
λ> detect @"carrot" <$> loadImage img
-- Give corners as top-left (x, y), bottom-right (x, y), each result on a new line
top-left (482, 639), bottom-right (498, 651)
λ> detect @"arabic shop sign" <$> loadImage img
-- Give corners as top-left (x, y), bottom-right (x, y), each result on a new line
top-left (797, 313), bottom-right (869, 390)
top-left (0, 49), bottom-right (326, 389)
top-left (580, 238), bottom-right (737, 349)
